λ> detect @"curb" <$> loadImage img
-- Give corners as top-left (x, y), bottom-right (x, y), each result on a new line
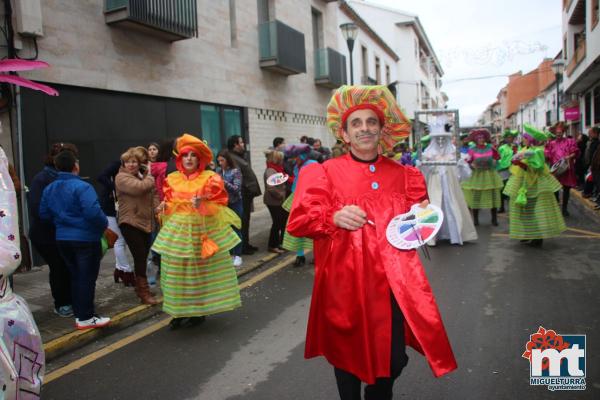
top-left (43, 251), bottom-right (282, 362)
top-left (571, 189), bottom-right (600, 221)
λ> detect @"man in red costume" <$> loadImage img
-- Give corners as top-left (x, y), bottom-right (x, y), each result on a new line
top-left (287, 85), bottom-right (457, 400)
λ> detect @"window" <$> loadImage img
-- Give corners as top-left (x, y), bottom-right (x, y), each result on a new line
top-left (593, 0), bottom-right (599, 29)
top-left (563, 35), bottom-right (568, 59)
top-left (201, 105), bottom-right (222, 159)
top-left (311, 8), bottom-right (323, 51)
top-left (594, 86), bottom-right (600, 124)
top-left (385, 65), bottom-right (390, 84)
top-left (257, 0), bottom-right (273, 23)
top-left (201, 105), bottom-right (244, 160)
top-left (375, 56), bottom-right (381, 84)
top-left (584, 92), bottom-right (592, 127)
top-left (361, 46), bottom-right (368, 78)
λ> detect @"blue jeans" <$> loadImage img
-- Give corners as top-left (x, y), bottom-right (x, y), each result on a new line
top-left (57, 240), bottom-right (102, 320)
top-left (229, 199), bottom-right (243, 256)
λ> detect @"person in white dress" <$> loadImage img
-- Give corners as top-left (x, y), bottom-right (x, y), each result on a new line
top-left (420, 122), bottom-right (478, 246)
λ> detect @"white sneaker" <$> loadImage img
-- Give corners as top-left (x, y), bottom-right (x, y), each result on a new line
top-left (75, 315), bottom-right (111, 330)
top-left (232, 256), bottom-right (242, 267)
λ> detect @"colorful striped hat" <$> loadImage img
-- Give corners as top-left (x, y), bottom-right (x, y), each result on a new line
top-left (326, 85), bottom-right (411, 153)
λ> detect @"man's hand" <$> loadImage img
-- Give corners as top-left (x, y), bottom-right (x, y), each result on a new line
top-left (333, 205), bottom-right (367, 230)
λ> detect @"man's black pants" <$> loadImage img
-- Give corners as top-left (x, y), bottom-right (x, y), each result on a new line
top-left (334, 292), bottom-right (409, 400)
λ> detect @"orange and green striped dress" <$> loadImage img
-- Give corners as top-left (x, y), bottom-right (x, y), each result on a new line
top-left (152, 170), bottom-right (242, 318)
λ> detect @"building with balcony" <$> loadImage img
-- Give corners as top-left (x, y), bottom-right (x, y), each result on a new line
top-left (0, 0), bottom-right (347, 212)
top-left (343, 0), bottom-right (446, 118)
top-left (562, 0), bottom-right (600, 131)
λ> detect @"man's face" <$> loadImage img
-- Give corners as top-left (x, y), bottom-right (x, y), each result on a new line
top-left (313, 140), bottom-right (321, 150)
top-left (342, 109), bottom-right (381, 153)
top-left (506, 136), bottom-right (514, 144)
top-left (590, 129), bottom-right (599, 139)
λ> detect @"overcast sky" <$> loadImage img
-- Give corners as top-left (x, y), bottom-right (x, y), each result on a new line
top-left (365, 0), bottom-right (563, 125)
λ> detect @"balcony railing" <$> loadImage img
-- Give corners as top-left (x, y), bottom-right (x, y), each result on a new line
top-left (566, 39), bottom-right (586, 77)
top-left (104, 0), bottom-right (198, 42)
top-left (259, 20), bottom-right (306, 75)
top-left (314, 48), bottom-right (347, 89)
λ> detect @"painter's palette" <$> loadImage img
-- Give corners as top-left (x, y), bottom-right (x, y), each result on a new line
top-left (266, 172), bottom-right (289, 186)
top-left (386, 203), bottom-right (444, 250)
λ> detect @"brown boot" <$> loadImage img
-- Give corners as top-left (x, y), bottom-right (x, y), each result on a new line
top-left (135, 277), bottom-right (160, 305)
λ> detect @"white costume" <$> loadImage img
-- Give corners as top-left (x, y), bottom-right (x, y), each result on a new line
top-left (420, 129), bottom-right (478, 246)
top-left (0, 147), bottom-right (44, 399)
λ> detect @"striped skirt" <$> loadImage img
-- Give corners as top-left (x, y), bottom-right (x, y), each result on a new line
top-left (462, 169), bottom-right (503, 209)
top-left (152, 212), bottom-right (242, 317)
top-left (281, 194), bottom-right (313, 252)
top-left (160, 251), bottom-right (241, 317)
top-left (507, 193), bottom-right (566, 240)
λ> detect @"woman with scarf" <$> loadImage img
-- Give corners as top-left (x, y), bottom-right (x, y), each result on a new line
top-left (152, 134), bottom-right (242, 329)
top-left (461, 128), bottom-right (503, 226)
top-left (504, 124), bottom-right (566, 247)
top-left (282, 144), bottom-right (317, 266)
top-left (263, 149), bottom-right (287, 253)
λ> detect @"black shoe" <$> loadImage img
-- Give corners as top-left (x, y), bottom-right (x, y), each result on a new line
top-left (293, 256), bottom-right (306, 267)
top-left (242, 247), bottom-right (256, 255)
top-left (169, 317), bottom-right (185, 330)
top-left (247, 244), bottom-right (259, 251)
top-left (529, 239), bottom-right (543, 247)
top-left (181, 316), bottom-right (206, 328)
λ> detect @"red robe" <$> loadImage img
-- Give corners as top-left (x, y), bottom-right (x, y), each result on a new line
top-left (287, 154), bottom-right (457, 384)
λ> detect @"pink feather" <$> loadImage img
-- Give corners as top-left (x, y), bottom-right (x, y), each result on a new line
top-left (0, 59), bottom-right (50, 73)
top-left (0, 75), bottom-right (58, 96)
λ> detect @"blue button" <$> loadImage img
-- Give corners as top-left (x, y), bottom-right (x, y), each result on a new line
top-left (369, 164), bottom-right (376, 172)
top-left (371, 182), bottom-right (379, 190)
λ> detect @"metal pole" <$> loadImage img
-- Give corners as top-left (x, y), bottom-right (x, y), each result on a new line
top-left (555, 73), bottom-right (560, 123)
top-left (347, 38), bottom-right (354, 85)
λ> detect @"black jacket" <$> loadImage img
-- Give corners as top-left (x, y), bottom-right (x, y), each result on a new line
top-left (230, 151), bottom-right (261, 198)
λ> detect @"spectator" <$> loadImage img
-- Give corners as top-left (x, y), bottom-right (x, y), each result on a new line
top-left (40, 150), bottom-right (110, 330)
top-left (574, 131), bottom-right (588, 189)
top-left (584, 127), bottom-right (599, 197)
top-left (273, 137), bottom-right (286, 151)
top-left (313, 138), bottom-right (332, 161)
top-left (147, 142), bottom-right (160, 163)
top-left (299, 135), bottom-right (309, 144)
top-left (98, 159), bottom-right (135, 287)
top-left (217, 150), bottom-right (244, 267)
top-left (115, 147), bottom-right (160, 305)
top-left (28, 143), bottom-right (78, 317)
top-left (263, 149), bottom-right (287, 254)
top-left (227, 135), bottom-right (261, 254)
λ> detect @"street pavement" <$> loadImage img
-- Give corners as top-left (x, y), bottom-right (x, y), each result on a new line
top-left (41, 199), bottom-right (600, 399)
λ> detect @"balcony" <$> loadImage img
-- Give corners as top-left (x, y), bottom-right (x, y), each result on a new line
top-left (259, 20), bottom-right (306, 75)
top-left (314, 48), bottom-right (347, 89)
top-left (104, 0), bottom-right (198, 42)
top-left (566, 39), bottom-right (586, 77)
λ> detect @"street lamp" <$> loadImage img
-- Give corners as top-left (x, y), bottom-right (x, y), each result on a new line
top-left (340, 22), bottom-right (358, 85)
top-left (551, 58), bottom-right (566, 123)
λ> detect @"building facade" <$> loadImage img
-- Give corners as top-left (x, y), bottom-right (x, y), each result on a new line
top-left (562, 0), bottom-right (600, 132)
top-left (0, 0), bottom-right (346, 200)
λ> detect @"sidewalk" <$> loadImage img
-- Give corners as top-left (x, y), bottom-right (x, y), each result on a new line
top-left (13, 206), bottom-right (290, 361)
